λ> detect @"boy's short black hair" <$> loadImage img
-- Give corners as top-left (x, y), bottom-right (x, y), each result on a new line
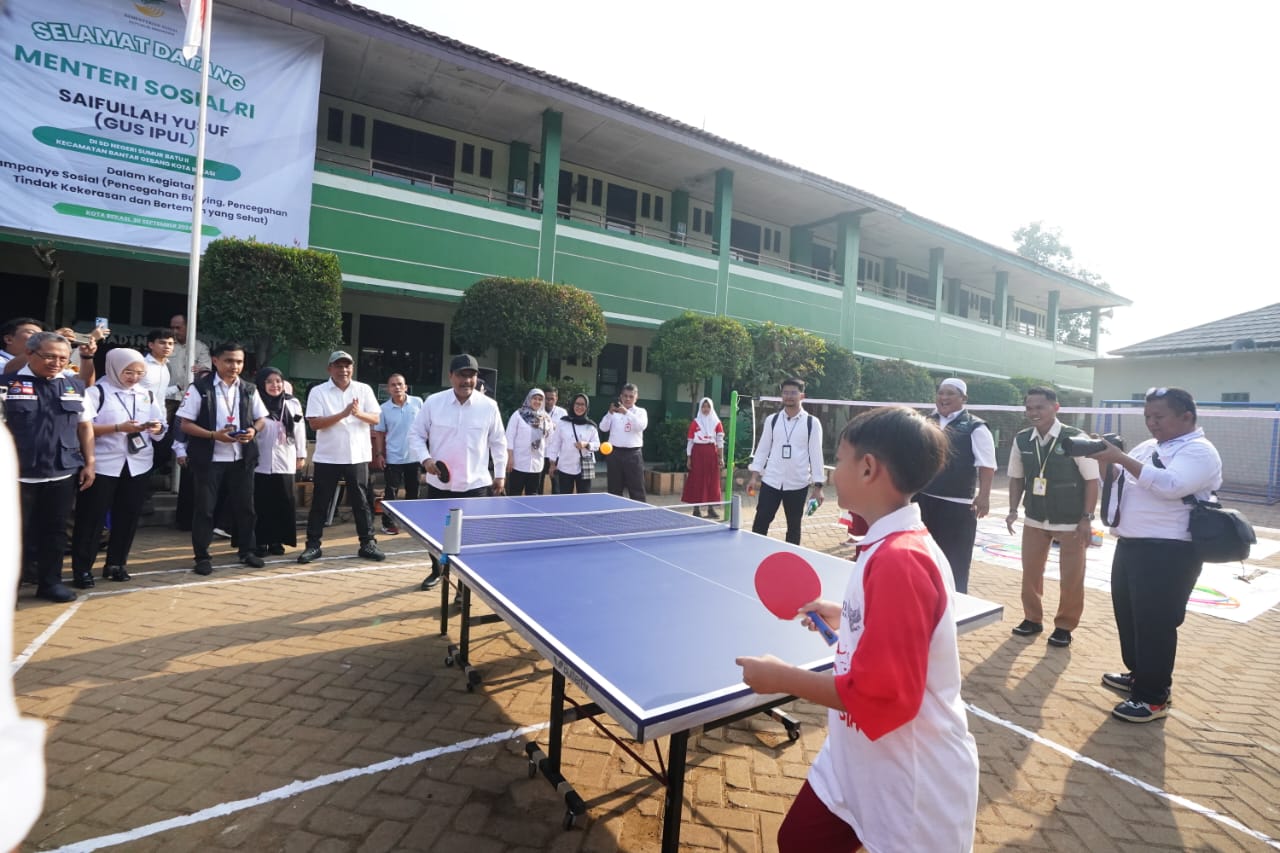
top-left (1147, 386), bottom-right (1197, 422)
top-left (780, 376), bottom-right (805, 391)
top-left (212, 341), bottom-right (245, 358)
top-left (2, 317), bottom-right (45, 338)
top-left (840, 406), bottom-right (948, 495)
top-left (147, 328), bottom-right (176, 344)
top-left (1025, 385), bottom-right (1057, 403)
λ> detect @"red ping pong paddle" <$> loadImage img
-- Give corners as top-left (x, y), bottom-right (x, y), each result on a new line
top-left (754, 552), bottom-right (838, 645)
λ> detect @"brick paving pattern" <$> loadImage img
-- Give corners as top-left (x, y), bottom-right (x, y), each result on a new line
top-left (12, 487), bottom-right (1280, 851)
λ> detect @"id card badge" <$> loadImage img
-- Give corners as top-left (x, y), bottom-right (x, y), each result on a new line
top-left (1032, 476), bottom-right (1048, 496)
top-left (781, 444), bottom-right (793, 459)
top-left (127, 432), bottom-right (148, 454)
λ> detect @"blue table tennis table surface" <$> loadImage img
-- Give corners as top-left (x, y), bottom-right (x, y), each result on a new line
top-left (384, 493), bottom-right (1002, 741)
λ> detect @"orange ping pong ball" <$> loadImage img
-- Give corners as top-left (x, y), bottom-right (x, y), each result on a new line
top-left (600, 442), bottom-right (613, 455)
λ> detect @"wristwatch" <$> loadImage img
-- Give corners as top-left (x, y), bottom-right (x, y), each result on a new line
top-left (1082, 513), bottom-right (1095, 521)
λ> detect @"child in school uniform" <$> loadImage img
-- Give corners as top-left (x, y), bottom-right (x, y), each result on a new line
top-left (737, 406), bottom-right (978, 852)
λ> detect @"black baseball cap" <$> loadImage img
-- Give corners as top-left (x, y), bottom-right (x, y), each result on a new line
top-left (449, 353), bottom-right (479, 374)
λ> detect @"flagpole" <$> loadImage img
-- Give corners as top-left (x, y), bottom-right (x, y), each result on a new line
top-left (184, 0), bottom-right (212, 384)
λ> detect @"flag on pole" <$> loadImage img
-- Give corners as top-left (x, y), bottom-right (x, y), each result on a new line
top-left (179, 0), bottom-right (206, 60)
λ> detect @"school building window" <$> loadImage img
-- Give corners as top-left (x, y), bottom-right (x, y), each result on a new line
top-left (326, 107), bottom-right (343, 143)
top-left (349, 114), bottom-right (366, 148)
top-left (1222, 392), bottom-right (1250, 402)
top-left (591, 178), bottom-right (603, 206)
top-left (461, 143), bottom-right (475, 174)
top-left (654, 195), bottom-right (664, 222)
top-left (479, 147), bottom-right (494, 178)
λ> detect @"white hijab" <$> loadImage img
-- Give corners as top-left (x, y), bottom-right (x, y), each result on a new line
top-left (693, 397), bottom-right (721, 442)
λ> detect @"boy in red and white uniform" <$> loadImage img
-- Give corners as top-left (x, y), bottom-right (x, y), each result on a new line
top-left (738, 406), bottom-right (978, 851)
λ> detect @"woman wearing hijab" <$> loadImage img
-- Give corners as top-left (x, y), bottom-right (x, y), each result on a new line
top-left (69, 347), bottom-right (167, 586)
top-left (682, 397), bottom-right (725, 518)
top-left (547, 394), bottom-right (601, 494)
top-left (505, 388), bottom-right (553, 496)
top-left (252, 367), bottom-right (307, 555)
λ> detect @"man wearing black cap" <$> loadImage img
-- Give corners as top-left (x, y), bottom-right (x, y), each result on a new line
top-left (409, 353), bottom-right (507, 589)
top-left (298, 351), bottom-right (385, 564)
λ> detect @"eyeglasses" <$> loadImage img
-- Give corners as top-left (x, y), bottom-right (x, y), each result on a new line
top-left (1146, 387), bottom-right (1169, 398)
top-left (33, 352), bottom-right (70, 364)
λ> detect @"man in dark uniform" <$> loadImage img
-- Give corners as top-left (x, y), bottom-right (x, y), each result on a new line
top-left (3, 332), bottom-right (96, 602)
top-left (917, 377), bottom-right (995, 594)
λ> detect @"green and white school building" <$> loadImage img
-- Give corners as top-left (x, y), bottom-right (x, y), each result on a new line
top-left (0, 0), bottom-right (1130, 412)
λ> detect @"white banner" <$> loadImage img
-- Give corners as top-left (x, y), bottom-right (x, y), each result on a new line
top-left (0, 0), bottom-right (323, 252)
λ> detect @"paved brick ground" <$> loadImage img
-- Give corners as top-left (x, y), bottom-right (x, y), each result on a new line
top-left (12, 489), bottom-right (1280, 852)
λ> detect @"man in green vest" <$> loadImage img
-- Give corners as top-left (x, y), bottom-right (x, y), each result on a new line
top-left (1005, 387), bottom-right (1099, 647)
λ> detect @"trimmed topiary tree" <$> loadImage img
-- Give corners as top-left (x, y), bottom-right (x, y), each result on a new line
top-left (647, 312), bottom-right (752, 411)
top-left (199, 237), bottom-right (343, 369)
top-left (738, 322), bottom-right (827, 397)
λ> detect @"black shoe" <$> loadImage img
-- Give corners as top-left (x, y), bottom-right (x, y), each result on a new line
top-left (240, 553), bottom-right (265, 569)
top-left (358, 542), bottom-right (386, 562)
top-left (35, 583), bottom-right (77, 603)
top-left (104, 565), bottom-right (130, 582)
top-left (267, 544), bottom-right (285, 556)
top-left (1047, 628), bottom-right (1072, 647)
top-left (193, 559), bottom-right (213, 576)
top-left (73, 571), bottom-right (96, 589)
top-left (692, 508), bottom-right (702, 518)
top-left (707, 507), bottom-right (719, 519)
top-left (297, 546), bottom-right (323, 564)
top-left (253, 545), bottom-right (268, 558)
top-left (421, 570), bottom-right (442, 590)
top-left (1101, 672), bottom-right (1134, 693)
top-left (1011, 619), bottom-right (1043, 637)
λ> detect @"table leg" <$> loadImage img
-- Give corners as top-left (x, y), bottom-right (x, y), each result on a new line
top-left (524, 670), bottom-right (586, 828)
top-left (661, 730), bottom-right (689, 853)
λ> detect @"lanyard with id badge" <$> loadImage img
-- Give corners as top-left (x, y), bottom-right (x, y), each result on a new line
top-left (116, 391), bottom-right (148, 454)
top-left (779, 413), bottom-right (801, 459)
top-left (1031, 432), bottom-right (1059, 496)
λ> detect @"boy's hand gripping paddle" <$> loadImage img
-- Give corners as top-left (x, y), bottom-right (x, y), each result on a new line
top-left (753, 552), bottom-right (838, 645)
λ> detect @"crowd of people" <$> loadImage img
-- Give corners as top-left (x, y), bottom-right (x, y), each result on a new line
top-left (5, 311), bottom-right (1229, 849)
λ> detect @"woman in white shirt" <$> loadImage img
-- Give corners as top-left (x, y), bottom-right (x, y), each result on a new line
top-left (252, 367), bottom-right (307, 555)
top-left (547, 394), bottom-right (601, 494)
top-left (69, 347), bottom-right (166, 586)
top-left (505, 388), bottom-right (553, 496)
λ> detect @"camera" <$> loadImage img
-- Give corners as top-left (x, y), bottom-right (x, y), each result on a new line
top-left (66, 331), bottom-right (94, 346)
top-left (1061, 432), bottom-right (1125, 457)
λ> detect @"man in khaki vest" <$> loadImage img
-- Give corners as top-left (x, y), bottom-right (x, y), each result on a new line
top-left (1006, 387), bottom-right (1098, 648)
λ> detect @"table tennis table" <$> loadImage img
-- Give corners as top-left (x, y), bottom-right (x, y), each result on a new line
top-left (384, 493), bottom-right (1002, 852)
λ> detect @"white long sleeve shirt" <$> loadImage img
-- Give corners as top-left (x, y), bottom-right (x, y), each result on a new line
top-left (254, 398), bottom-right (307, 475)
top-left (598, 404), bottom-right (648, 448)
top-left (306, 379), bottom-right (380, 465)
top-left (546, 420), bottom-right (600, 477)
top-left (409, 388), bottom-right (508, 491)
top-left (506, 411), bottom-right (550, 473)
top-left (89, 383), bottom-right (168, 478)
top-left (749, 407), bottom-right (825, 491)
top-left (1109, 429), bottom-right (1223, 541)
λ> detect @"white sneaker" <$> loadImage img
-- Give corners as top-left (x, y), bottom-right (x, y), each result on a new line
top-left (212, 527), bottom-right (232, 539)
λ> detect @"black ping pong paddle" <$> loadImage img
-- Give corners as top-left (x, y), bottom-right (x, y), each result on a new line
top-left (435, 460), bottom-right (450, 483)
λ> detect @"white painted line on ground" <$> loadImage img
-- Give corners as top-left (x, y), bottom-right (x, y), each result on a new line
top-left (11, 551), bottom-right (435, 674)
top-left (45, 722), bottom-right (551, 852)
top-left (967, 703), bottom-right (1280, 850)
top-left (10, 599), bottom-right (84, 676)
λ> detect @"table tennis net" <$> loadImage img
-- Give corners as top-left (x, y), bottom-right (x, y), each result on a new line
top-left (453, 504), bottom-right (723, 552)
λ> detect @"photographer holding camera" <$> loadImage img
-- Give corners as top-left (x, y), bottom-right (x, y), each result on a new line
top-left (1006, 387), bottom-right (1099, 648)
top-left (1085, 386), bottom-right (1222, 723)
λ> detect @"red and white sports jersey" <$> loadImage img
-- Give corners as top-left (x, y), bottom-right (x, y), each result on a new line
top-left (807, 503), bottom-right (978, 852)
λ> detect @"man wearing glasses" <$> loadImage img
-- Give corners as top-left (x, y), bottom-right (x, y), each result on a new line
top-left (2, 332), bottom-right (96, 602)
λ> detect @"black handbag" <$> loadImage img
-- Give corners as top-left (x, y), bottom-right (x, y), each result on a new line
top-left (1183, 496), bottom-right (1256, 563)
top-left (1150, 452), bottom-right (1256, 563)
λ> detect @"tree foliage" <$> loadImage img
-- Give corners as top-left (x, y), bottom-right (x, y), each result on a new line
top-left (451, 277), bottom-right (607, 383)
top-left (647, 312), bottom-right (751, 409)
top-left (738, 322), bottom-right (827, 397)
top-left (1013, 221), bottom-right (1112, 348)
top-left (199, 238), bottom-right (343, 368)
top-left (964, 377), bottom-right (1022, 406)
top-left (859, 358), bottom-right (935, 404)
top-left (807, 344), bottom-right (861, 401)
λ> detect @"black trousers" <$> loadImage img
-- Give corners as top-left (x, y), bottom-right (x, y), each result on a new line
top-left (426, 484), bottom-right (491, 500)
top-left (605, 446), bottom-right (646, 502)
top-left (543, 457), bottom-right (559, 494)
top-left (71, 464), bottom-right (150, 574)
top-left (192, 459), bottom-right (256, 560)
top-left (751, 482), bottom-right (808, 545)
top-left (1111, 538), bottom-right (1202, 705)
top-left (507, 468), bottom-right (543, 496)
top-left (915, 493), bottom-right (977, 594)
top-left (382, 462), bottom-right (421, 501)
top-left (306, 461), bottom-right (375, 548)
top-left (556, 470), bottom-right (592, 494)
top-left (20, 476), bottom-right (77, 591)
